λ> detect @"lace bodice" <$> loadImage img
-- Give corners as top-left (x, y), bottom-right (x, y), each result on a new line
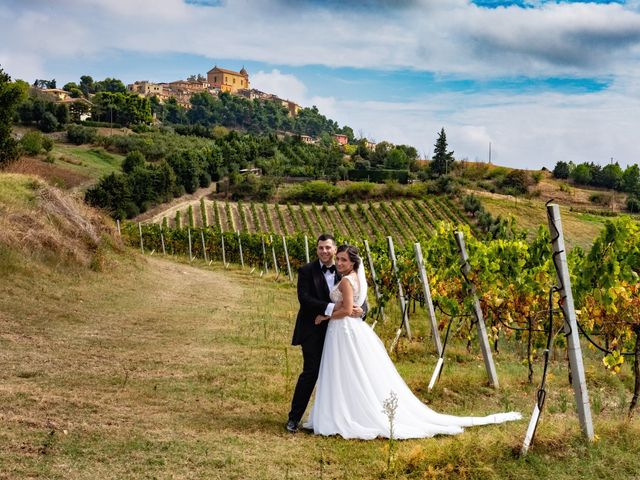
top-left (330, 273), bottom-right (359, 303)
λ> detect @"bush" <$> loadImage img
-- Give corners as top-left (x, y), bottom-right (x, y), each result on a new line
top-left (626, 195), bottom-right (640, 213)
top-left (67, 125), bottom-right (98, 145)
top-left (531, 171), bottom-right (544, 184)
top-left (20, 131), bottom-right (43, 155)
top-left (589, 192), bottom-right (612, 207)
top-left (39, 112), bottom-right (59, 133)
top-left (230, 174), bottom-right (277, 201)
top-left (122, 150), bottom-right (145, 173)
top-left (341, 182), bottom-right (378, 201)
top-left (499, 169), bottom-right (531, 195)
top-left (283, 180), bottom-right (339, 203)
top-left (463, 194), bottom-right (483, 216)
top-left (42, 136), bottom-right (54, 152)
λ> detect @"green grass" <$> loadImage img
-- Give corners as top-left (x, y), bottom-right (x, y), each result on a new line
top-left (480, 196), bottom-right (608, 250)
top-left (0, 246), bottom-right (639, 479)
top-left (0, 173), bottom-right (39, 208)
top-left (51, 144), bottom-right (124, 182)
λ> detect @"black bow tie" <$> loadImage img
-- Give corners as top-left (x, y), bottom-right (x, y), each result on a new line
top-left (321, 265), bottom-right (336, 274)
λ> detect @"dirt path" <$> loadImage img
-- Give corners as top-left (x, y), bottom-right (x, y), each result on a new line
top-left (134, 185), bottom-right (219, 223)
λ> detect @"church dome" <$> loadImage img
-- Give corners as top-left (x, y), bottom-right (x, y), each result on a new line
top-left (240, 67), bottom-right (248, 76)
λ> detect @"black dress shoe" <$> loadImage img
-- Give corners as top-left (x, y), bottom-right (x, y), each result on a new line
top-left (285, 420), bottom-right (299, 433)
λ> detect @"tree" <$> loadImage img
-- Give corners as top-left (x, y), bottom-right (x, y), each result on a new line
top-left (430, 128), bottom-right (455, 177)
top-left (39, 111), bottom-right (59, 133)
top-left (33, 78), bottom-right (56, 89)
top-left (621, 165), bottom-right (640, 194)
top-left (571, 163), bottom-right (593, 185)
top-left (384, 147), bottom-right (409, 169)
top-left (122, 150), bottom-right (145, 173)
top-left (0, 68), bottom-right (28, 166)
top-left (500, 169), bottom-right (531, 195)
top-left (79, 75), bottom-right (95, 97)
top-left (600, 163), bottom-right (623, 190)
top-left (553, 161), bottom-right (570, 179)
top-left (94, 77), bottom-right (127, 93)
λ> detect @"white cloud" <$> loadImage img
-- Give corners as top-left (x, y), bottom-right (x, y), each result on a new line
top-left (251, 69), bottom-right (308, 102)
top-left (1, 0), bottom-right (639, 169)
top-left (3, 0), bottom-right (640, 78)
top-left (325, 83), bottom-right (640, 168)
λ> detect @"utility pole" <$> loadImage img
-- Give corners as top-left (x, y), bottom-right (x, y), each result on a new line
top-left (488, 142), bottom-right (492, 164)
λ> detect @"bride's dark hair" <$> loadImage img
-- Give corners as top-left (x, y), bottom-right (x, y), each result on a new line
top-left (337, 244), bottom-right (360, 271)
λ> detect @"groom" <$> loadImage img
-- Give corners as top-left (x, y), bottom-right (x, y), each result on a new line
top-left (286, 233), bottom-right (364, 433)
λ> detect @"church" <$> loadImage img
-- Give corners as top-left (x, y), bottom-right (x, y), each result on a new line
top-left (207, 66), bottom-right (249, 93)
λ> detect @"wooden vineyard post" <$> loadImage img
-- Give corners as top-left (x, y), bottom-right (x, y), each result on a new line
top-left (270, 235), bottom-right (279, 277)
top-left (138, 222), bottom-right (144, 254)
top-left (261, 236), bottom-right (269, 274)
top-left (237, 231), bottom-right (244, 268)
top-left (160, 226), bottom-right (166, 255)
top-left (116, 219), bottom-right (121, 236)
top-left (363, 240), bottom-right (384, 329)
top-left (200, 230), bottom-right (208, 263)
top-left (187, 228), bottom-right (193, 262)
top-left (454, 231), bottom-right (499, 388)
top-left (388, 236), bottom-right (411, 353)
top-left (304, 235), bottom-right (310, 264)
top-left (221, 234), bottom-right (227, 267)
top-left (522, 204), bottom-right (594, 453)
top-left (282, 235), bottom-right (293, 283)
top-left (414, 242), bottom-right (443, 357)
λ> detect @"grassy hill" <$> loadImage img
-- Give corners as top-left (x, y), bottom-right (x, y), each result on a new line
top-left (11, 137), bottom-right (640, 251)
top-left (1, 172), bottom-right (640, 478)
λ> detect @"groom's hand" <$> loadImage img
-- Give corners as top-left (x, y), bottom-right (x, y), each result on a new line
top-left (315, 314), bottom-right (329, 325)
top-left (351, 306), bottom-right (363, 317)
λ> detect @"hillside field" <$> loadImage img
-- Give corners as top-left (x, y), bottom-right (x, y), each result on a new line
top-left (1, 173), bottom-right (640, 479)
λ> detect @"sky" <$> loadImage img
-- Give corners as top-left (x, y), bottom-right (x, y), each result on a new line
top-left (1, 0), bottom-right (640, 169)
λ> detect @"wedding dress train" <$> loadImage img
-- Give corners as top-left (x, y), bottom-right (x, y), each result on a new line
top-left (304, 274), bottom-right (521, 440)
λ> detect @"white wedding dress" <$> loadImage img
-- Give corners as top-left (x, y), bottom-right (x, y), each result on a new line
top-left (304, 272), bottom-right (521, 440)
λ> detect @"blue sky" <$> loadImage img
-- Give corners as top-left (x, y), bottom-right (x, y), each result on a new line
top-left (1, 0), bottom-right (639, 168)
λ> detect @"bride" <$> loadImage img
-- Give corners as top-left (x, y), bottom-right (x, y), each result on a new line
top-left (304, 244), bottom-right (521, 440)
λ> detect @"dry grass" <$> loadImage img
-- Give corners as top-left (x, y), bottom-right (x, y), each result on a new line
top-left (0, 173), bottom-right (119, 268)
top-left (478, 196), bottom-right (607, 250)
top-left (5, 157), bottom-right (91, 190)
top-left (1, 175), bottom-right (639, 478)
top-left (1, 247), bottom-right (639, 479)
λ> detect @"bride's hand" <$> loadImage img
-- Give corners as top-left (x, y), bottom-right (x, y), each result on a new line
top-left (315, 314), bottom-right (329, 325)
top-left (351, 305), bottom-right (363, 317)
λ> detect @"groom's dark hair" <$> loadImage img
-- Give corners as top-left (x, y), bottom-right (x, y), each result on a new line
top-left (317, 233), bottom-right (336, 245)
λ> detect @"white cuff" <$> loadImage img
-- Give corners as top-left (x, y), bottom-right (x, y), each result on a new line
top-left (324, 303), bottom-right (335, 316)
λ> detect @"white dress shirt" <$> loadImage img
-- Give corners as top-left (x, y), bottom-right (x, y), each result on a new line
top-left (320, 260), bottom-right (336, 316)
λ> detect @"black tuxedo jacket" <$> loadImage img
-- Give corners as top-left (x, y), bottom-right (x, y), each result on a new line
top-left (291, 261), bottom-right (368, 346)
top-left (291, 260), bottom-right (340, 346)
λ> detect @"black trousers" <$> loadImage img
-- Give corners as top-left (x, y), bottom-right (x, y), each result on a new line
top-left (288, 333), bottom-right (325, 424)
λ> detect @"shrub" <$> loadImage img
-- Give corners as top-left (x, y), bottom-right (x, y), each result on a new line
top-left (122, 150), bottom-right (145, 173)
top-left (20, 131), bottom-right (43, 155)
top-left (589, 192), bottom-right (612, 207)
top-left (42, 136), bottom-right (54, 152)
top-left (531, 171), bottom-right (543, 184)
top-left (626, 195), bottom-right (640, 213)
top-left (283, 180), bottom-right (339, 203)
top-left (39, 111), bottom-right (59, 133)
top-left (463, 194), bottom-right (483, 216)
top-left (340, 182), bottom-right (378, 201)
top-left (67, 125), bottom-right (98, 145)
top-left (499, 169), bottom-right (531, 195)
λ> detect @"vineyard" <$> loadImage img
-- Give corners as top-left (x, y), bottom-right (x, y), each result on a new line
top-left (125, 202), bottom-right (640, 451)
top-left (144, 196), bottom-right (477, 245)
